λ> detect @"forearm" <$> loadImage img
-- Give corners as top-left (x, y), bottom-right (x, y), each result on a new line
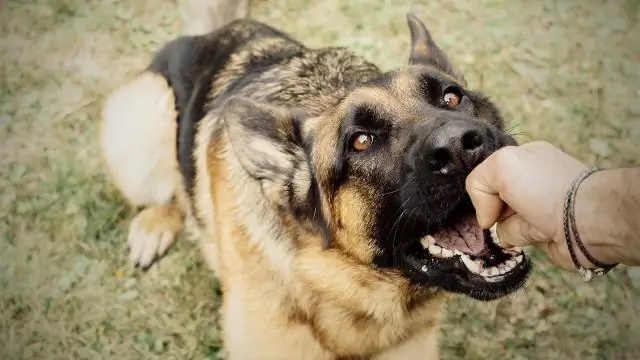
top-left (575, 167), bottom-right (640, 266)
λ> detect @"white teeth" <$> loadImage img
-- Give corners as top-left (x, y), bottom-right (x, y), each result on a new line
top-left (498, 264), bottom-right (508, 275)
top-left (419, 231), bottom-right (527, 280)
top-left (420, 235), bottom-right (436, 249)
top-left (486, 274), bottom-right (505, 283)
top-left (428, 244), bottom-right (442, 256)
top-left (422, 240), bottom-right (455, 258)
top-left (459, 250), bottom-right (526, 279)
top-left (461, 255), bottom-right (481, 274)
top-left (489, 223), bottom-right (501, 246)
top-left (440, 248), bottom-right (454, 258)
top-left (474, 259), bottom-right (483, 270)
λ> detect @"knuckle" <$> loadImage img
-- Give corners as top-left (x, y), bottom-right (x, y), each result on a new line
top-left (529, 140), bottom-right (553, 150)
top-left (494, 144), bottom-right (518, 163)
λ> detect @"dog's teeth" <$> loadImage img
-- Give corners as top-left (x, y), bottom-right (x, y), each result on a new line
top-left (440, 248), bottom-right (454, 258)
top-left (480, 269), bottom-right (490, 277)
top-left (515, 254), bottom-right (524, 263)
top-left (453, 249), bottom-right (463, 256)
top-left (498, 264), bottom-right (507, 275)
top-left (490, 267), bottom-right (501, 276)
top-left (421, 264), bottom-right (428, 272)
top-left (474, 259), bottom-right (483, 270)
top-left (420, 235), bottom-right (436, 249)
top-left (461, 255), bottom-right (481, 274)
top-left (489, 223), bottom-right (501, 246)
top-left (506, 259), bottom-right (517, 270)
top-left (428, 244), bottom-right (442, 256)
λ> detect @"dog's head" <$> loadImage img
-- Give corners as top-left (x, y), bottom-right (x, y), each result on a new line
top-left (222, 14), bottom-right (531, 302)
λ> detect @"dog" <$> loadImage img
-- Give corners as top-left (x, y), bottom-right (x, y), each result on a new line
top-left (100, 7), bottom-right (532, 359)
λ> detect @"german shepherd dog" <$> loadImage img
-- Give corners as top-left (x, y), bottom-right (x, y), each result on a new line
top-left (100, 7), bottom-right (532, 359)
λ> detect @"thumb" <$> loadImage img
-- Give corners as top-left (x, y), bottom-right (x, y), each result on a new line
top-left (496, 213), bottom-right (550, 248)
top-left (466, 163), bottom-right (504, 228)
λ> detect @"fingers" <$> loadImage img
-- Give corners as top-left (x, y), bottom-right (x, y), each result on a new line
top-left (465, 151), bottom-right (506, 228)
top-left (496, 215), bottom-right (576, 271)
top-left (536, 242), bottom-right (576, 272)
top-left (495, 214), bottom-right (549, 248)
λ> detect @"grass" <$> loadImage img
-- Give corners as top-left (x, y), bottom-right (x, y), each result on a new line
top-left (1, 0), bottom-right (639, 359)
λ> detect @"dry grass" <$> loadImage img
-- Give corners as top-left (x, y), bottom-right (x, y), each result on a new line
top-left (1, 0), bottom-right (639, 359)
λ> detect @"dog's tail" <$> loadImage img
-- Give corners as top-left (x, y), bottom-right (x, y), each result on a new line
top-left (180, 0), bottom-right (250, 36)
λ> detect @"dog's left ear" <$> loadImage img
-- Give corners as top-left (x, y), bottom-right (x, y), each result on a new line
top-left (406, 13), bottom-right (466, 85)
top-left (221, 97), bottom-right (310, 203)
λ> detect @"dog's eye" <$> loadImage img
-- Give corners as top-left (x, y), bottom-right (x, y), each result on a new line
top-left (443, 91), bottom-right (461, 108)
top-left (350, 132), bottom-right (374, 151)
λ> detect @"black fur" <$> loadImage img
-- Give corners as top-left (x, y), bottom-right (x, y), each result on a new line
top-left (146, 20), bottom-right (308, 208)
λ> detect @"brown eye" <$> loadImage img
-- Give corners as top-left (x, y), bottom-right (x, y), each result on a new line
top-left (351, 132), bottom-right (374, 151)
top-left (443, 92), bottom-right (461, 107)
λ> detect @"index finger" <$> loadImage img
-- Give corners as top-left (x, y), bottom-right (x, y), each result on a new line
top-left (465, 151), bottom-right (507, 228)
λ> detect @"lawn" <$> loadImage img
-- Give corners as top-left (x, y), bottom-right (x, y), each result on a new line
top-left (1, 0), bottom-right (639, 359)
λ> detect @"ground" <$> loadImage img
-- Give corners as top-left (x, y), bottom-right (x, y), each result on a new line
top-left (1, 0), bottom-right (639, 359)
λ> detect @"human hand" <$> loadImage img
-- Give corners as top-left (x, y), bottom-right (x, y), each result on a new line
top-left (465, 141), bottom-right (591, 271)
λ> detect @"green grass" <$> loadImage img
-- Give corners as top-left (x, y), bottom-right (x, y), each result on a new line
top-left (1, 0), bottom-right (639, 359)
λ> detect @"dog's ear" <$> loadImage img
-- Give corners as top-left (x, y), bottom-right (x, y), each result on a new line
top-left (406, 13), bottom-right (466, 84)
top-left (222, 96), bottom-right (310, 202)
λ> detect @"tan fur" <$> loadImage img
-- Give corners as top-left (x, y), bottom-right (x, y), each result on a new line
top-left (100, 71), bottom-right (186, 267)
top-left (127, 204), bottom-right (184, 266)
top-left (193, 124), bottom-right (445, 359)
top-left (100, 71), bottom-right (180, 208)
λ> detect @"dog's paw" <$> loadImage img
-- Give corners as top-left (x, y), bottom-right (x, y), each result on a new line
top-left (127, 205), bottom-right (183, 269)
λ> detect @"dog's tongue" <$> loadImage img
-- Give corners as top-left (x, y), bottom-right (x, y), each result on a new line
top-left (431, 214), bottom-right (486, 256)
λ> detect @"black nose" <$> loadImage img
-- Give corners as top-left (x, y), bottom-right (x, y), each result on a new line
top-left (424, 120), bottom-right (487, 175)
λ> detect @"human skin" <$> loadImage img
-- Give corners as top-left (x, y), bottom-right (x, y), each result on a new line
top-left (465, 141), bottom-right (640, 271)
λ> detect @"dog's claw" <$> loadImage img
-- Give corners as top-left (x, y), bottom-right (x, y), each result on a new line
top-left (127, 206), bottom-right (181, 269)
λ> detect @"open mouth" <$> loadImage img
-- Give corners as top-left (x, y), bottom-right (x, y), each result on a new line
top-left (400, 197), bottom-right (531, 301)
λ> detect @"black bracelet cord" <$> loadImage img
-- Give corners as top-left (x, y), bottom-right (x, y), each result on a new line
top-left (562, 166), bottom-right (618, 281)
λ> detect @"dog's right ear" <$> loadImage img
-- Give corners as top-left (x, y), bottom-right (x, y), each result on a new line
top-left (406, 13), bottom-right (466, 84)
top-left (221, 96), bottom-right (309, 199)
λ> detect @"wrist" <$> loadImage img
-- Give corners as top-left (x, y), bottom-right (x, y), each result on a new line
top-left (572, 168), bottom-right (626, 266)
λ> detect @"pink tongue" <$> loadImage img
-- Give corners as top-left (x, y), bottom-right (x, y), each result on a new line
top-left (431, 214), bottom-right (486, 256)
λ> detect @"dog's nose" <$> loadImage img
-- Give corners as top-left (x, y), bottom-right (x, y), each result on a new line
top-left (425, 121), bottom-right (487, 175)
